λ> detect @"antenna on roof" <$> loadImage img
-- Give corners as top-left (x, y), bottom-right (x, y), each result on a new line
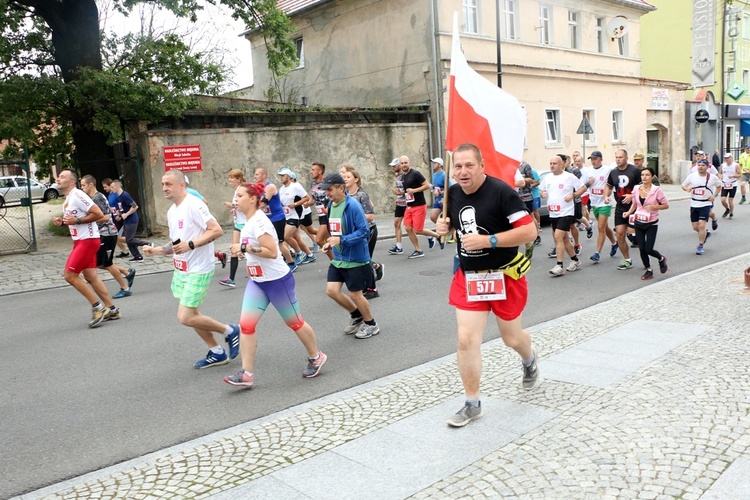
top-left (607, 16), bottom-right (630, 41)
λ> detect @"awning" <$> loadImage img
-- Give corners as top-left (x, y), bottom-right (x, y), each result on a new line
top-left (741, 120), bottom-right (750, 137)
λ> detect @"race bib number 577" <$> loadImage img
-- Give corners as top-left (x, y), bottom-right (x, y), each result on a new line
top-left (465, 272), bottom-right (506, 302)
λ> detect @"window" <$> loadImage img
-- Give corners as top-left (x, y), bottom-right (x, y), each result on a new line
top-left (538, 4), bottom-right (552, 45)
top-left (568, 11), bottom-right (579, 49)
top-left (744, 12), bottom-right (750, 40)
top-left (582, 109), bottom-right (596, 144)
top-left (545, 109), bottom-right (560, 143)
top-left (463, 0), bottom-right (478, 34)
top-left (618, 34), bottom-right (629, 56)
top-left (294, 37), bottom-right (304, 68)
top-left (612, 110), bottom-right (624, 142)
top-left (503, 0), bottom-right (518, 39)
top-left (744, 69), bottom-right (750, 90)
top-left (595, 17), bottom-right (605, 53)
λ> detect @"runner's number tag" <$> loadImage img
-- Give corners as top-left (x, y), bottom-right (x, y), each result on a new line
top-left (173, 259), bottom-right (188, 272)
top-left (693, 188), bottom-right (705, 196)
top-left (635, 212), bottom-right (650, 222)
top-left (246, 264), bottom-right (264, 278)
top-left (316, 204), bottom-right (326, 216)
top-left (591, 187), bottom-right (604, 195)
top-left (724, 183), bottom-right (734, 189)
top-left (404, 192), bottom-right (415, 203)
top-left (465, 272), bottom-right (506, 302)
top-left (548, 204), bottom-right (561, 213)
top-left (329, 218), bottom-right (342, 236)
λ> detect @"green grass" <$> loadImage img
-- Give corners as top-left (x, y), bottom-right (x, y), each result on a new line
top-left (46, 219), bottom-right (70, 236)
top-left (46, 198), bottom-right (63, 205)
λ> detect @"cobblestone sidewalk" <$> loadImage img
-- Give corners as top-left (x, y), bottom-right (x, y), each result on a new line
top-left (19, 253), bottom-right (750, 499)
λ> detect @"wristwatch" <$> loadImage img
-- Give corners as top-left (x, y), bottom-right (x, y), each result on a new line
top-left (188, 241), bottom-right (195, 250)
top-left (489, 234), bottom-right (498, 249)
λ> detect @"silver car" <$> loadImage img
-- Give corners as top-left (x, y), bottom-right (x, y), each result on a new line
top-left (0, 176), bottom-right (60, 207)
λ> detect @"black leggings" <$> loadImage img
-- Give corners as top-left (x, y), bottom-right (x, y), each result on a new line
top-left (635, 223), bottom-right (662, 269)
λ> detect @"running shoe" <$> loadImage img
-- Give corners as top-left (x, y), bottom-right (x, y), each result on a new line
top-left (224, 369), bottom-right (254, 387)
top-left (446, 402), bottom-right (483, 427)
top-left (116, 252), bottom-right (130, 259)
top-left (311, 243), bottom-right (320, 253)
top-left (730, 213), bottom-right (734, 219)
top-left (741, 197), bottom-right (747, 205)
top-left (428, 237), bottom-right (436, 249)
top-left (534, 236), bottom-right (542, 246)
top-left (374, 262), bottom-right (384, 281)
top-left (129, 256), bottom-right (144, 263)
top-left (610, 243), bottom-right (619, 257)
top-left (547, 248), bottom-right (557, 258)
top-left (574, 244), bottom-right (582, 255)
top-left (723, 209), bottom-right (730, 218)
top-left (590, 252), bottom-right (600, 263)
top-left (226, 324), bottom-right (240, 360)
top-left (712, 219), bottom-right (718, 230)
top-left (125, 268), bottom-right (136, 288)
top-left (705, 231), bottom-right (712, 243)
top-left (628, 234), bottom-right (638, 247)
top-left (438, 237), bottom-right (445, 250)
top-left (288, 262), bottom-right (298, 273)
top-left (113, 288), bottom-right (132, 299)
top-left (566, 260), bottom-right (581, 272)
top-left (104, 306), bottom-right (121, 321)
top-left (388, 245), bottom-right (403, 255)
top-left (294, 251), bottom-right (306, 265)
top-left (300, 254), bottom-right (316, 265)
top-left (641, 270), bottom-right (654, 280)
top-left (216, 251), bottom-right (227, 268)
top-left (407, 250), bottom-right (425, 259)
top-left (617, 260), bottom-right (633, 270)
top-left (549, 264), bottom-right (564, 276)
top-left (659, 256), bottom-right (668, 274)
top-left (586, 225), bottom-right (593, 239)
top-left (89, 306), bottom-right (107, 328)
top-left (363, 288), bottom-right (380, 300)
top-left (696, 244), bottom-right (704, 255)
top-left (522, 346), bottom-right (541, 390)
top-left (355, 322), bottom-right (380, 339)
top-left (447, 235), bottom-right (456, 244)
top-left (303, 352), bottom-right (327, 378)
top-left (195, 350), bottom-right (229, 369)
top-left (219, 277), bottom-right (236, 288)
top-left (344, 316), bottom-right (363, 335)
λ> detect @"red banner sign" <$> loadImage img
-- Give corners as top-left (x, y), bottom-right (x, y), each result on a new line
top-left (163, 145), bottom-right (202, 172)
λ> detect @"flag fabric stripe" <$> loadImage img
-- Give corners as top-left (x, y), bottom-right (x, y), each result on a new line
top-left (445, 12), bottom-right (526, 187)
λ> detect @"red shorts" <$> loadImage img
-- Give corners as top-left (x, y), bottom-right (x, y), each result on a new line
top-left (581, 194), bottom-right (590, 205)
top-left (65, 238), bottom-right (100, 274)
top-left (448, 267), bottom-right (527, 320)
top-left (404, 204), bottom-right (427, 231)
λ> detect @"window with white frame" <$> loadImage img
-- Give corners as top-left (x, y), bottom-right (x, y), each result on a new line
top-left (595, 17), bottom-right (605, 53)
top-left (582, 109), bottom-right (596, 144)
top-left (618, 33), bottom-right (629, 56)
top-left (744, 12), bottom-right (750, 40)
top-left (463, 0), bottom-right (478, 34)
top-left (612, 110), bottom-right (624, 142)
top-left (545, 109), bottom-right (560, 143)
top-left (538, 4), bottom-right (552, 45)
top-left (294, 37), bottom-right (304, 68)
top-left (568, 11), bottom-right (580, 49)
top-left (503, 0), bottom-right (518, 39)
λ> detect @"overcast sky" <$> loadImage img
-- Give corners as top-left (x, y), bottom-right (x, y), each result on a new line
top-left (99, 1), bottom-right (254, 91)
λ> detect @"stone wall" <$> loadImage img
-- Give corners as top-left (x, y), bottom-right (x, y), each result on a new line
top-left (131, 123), bottom-right (430, 233)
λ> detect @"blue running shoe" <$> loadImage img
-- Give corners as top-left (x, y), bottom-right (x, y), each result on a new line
top-left (113, 288), bottom-right (132, 299)
top-left (590, 252), bottom-right (600, 263)
top-left (125, 269), bottom-right (136, 288)
top-left (301, 254), bottom-right (316, 264)
top-left (428, 237), bottom-right (436, 249)
top-left (194, 350), bottom-right (229, 369)
top-left (311, 243), bottom-right (320, 253)
top-left (226, 325), bottom-right (240, 360)
top-left (288, 262), bottom-right (298, 272)
top-left (696, 244), bottom-right (704, 255)
top-left (609, 243), bottom-right (618, 257)
top-left (294, 251), bottom-right (305, 265)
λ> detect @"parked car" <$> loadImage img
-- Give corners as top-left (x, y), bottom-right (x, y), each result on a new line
top-left (0, 176), bottom-right (60, 208)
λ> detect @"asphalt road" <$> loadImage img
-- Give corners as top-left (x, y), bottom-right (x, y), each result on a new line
top-left (2, 198), bottom-right (749, 498)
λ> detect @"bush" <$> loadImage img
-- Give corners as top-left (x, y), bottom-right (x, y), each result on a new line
top-left (47, 219), bottom-right (70, 236)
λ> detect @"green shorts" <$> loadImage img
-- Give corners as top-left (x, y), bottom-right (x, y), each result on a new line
top-left (171, 269), bottom-right (214, 308)
top-left (592, 205), bottom-right (612, 218)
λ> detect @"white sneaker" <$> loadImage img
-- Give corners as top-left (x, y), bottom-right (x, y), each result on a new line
top-left (549, 264), bottom-right (564, 276)
top-left (566, 260), bottom-right (581, 272)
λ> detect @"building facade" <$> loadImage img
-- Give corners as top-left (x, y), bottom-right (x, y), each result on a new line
top-left (243, 0), bottom-right (687, 180)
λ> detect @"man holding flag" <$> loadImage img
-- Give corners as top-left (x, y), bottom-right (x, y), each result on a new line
top-left (436, 15), bottom-right (540, 427)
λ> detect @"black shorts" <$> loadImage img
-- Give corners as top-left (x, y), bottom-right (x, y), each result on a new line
top-left (97, 235), bottom-right (118, 267)
top-left (272, 219), bottom-right (286, 242)
top-left (614, 208), bottom-right (633, 227)
top-left (394, 205), bottom-right (406, 218)
top-left (523, 200), bottom-right (534, 213)
top-left (551, 215), bottom-right (576, 232)
top-left (722, 187), bottom-right (737, 198)
top-left (574, 201), bottom-right (583, 220)
top-left (286, 218), bottom-right (301, 228)
top-left (327, 264), bottom-right (371, 292)
top-left (318, 215), bottom-right (329, 226)
top-left (690, 206), bottom-right (712, 222)
top-left (300, 213), bottom-right (313, 227)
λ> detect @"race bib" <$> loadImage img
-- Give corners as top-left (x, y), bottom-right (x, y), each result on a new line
top-left (465, 272), bottom-right (506, 302)
top-left (173, 259), bottom-right (188, 272)
top-left (69, 227), bottom-right (78, 237)
top-left (329, 217), bottom-right (342, 236)
top-left (316, 204), bottom-right (326, 216)
top-left (548, 204), bottom-right (561, 213)
top-left (283, 206), bottom-right (291, 215)
top-left (591, 187), bottom-right (604, 195)
top-left (262, 205), bottom-right (271, 214)
top-left (404, 192), bottom-right (415, 203)
top-left (246, 264), bottom-right (264, 278)
top-left (635, 212), bottom-right (650, 222)
top-left (693, 188), bottom-right (706, 196)
top-left (724, 183), bottom-right (734, 189)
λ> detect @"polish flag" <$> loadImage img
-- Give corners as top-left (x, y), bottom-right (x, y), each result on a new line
top-left (445, 13), bottom-right (526, 187)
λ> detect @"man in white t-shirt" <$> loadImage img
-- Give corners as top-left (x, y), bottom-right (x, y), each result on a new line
top-left (690, 150), bottom-right (719, 231)
top-left (541, 156), bottom-right (587, 276)
top-left (681, 159), bottom-right (722, 255)
top-left (719, 152), bottom-right (741, 219)
top-left (53, 169), bottom-right (119, 328)
top-left (580, 151), bottom-right (618, 262)
top-left (278, 167), bottom-right (313, 266)
top-left (142, 169), bottom-right (240, 369)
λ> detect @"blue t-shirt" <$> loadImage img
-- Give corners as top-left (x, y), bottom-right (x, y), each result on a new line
top-left (187, 187), bottom-right (205, 202)
top-left (117, 191), bottom-right (139, 226)
top-left (107, 192), bottom-right (119, 215)
top-left (531, 169), bottom-right (540, 199)
top-left (433, 171), bottom-right (446, 205)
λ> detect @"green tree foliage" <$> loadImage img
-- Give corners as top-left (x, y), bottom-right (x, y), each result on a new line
top-left (0, 0), bottom-right (296, 180)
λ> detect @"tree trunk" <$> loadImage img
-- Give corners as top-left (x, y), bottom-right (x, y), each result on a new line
top-left (32, 0), bottom-right (118, 181)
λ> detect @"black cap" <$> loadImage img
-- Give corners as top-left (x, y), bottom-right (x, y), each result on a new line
top-left (588, 150), bottom-right (603, 159)
top-left (318, 173), bottom-right (346, 189)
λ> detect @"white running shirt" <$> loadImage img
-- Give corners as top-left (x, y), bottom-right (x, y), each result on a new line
top-left (279, 182), bottom-right (308, 220)
top-left (63, 188), bottom-right (100, 241)
top-left (721, 163), bottom-right (739, 189)
top-left (682, 172), bottom-right (722, 208)
top-left (580, 165), bottom-right (612, 207)
top-left (542, 171), bottom-right (583, 218)
top-left (241, 211), bottom-right (290, 282)
top-left (167, 193), bottom-right (216, 274)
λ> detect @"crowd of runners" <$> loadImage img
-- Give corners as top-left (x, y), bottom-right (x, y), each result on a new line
top-left (51, 142), bottom-right (742, 427)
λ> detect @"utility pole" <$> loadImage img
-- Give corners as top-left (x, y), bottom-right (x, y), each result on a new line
top-left (496, 0), bottom-right (502, 88)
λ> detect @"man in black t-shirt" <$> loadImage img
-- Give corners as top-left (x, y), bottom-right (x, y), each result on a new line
top-left (436, 143), bottom-right (540, 428)
top-left (400, 156), bottom-right (442, 259)
top-left (605, 149), bottom-right (641, 270)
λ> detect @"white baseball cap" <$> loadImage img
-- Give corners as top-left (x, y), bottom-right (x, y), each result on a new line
top-left (431, 158), bottom-right (444, 166)
top-left (389, 158), bottom-right (400, 167)
top-left (277, 167), bottom-right (294, 177)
